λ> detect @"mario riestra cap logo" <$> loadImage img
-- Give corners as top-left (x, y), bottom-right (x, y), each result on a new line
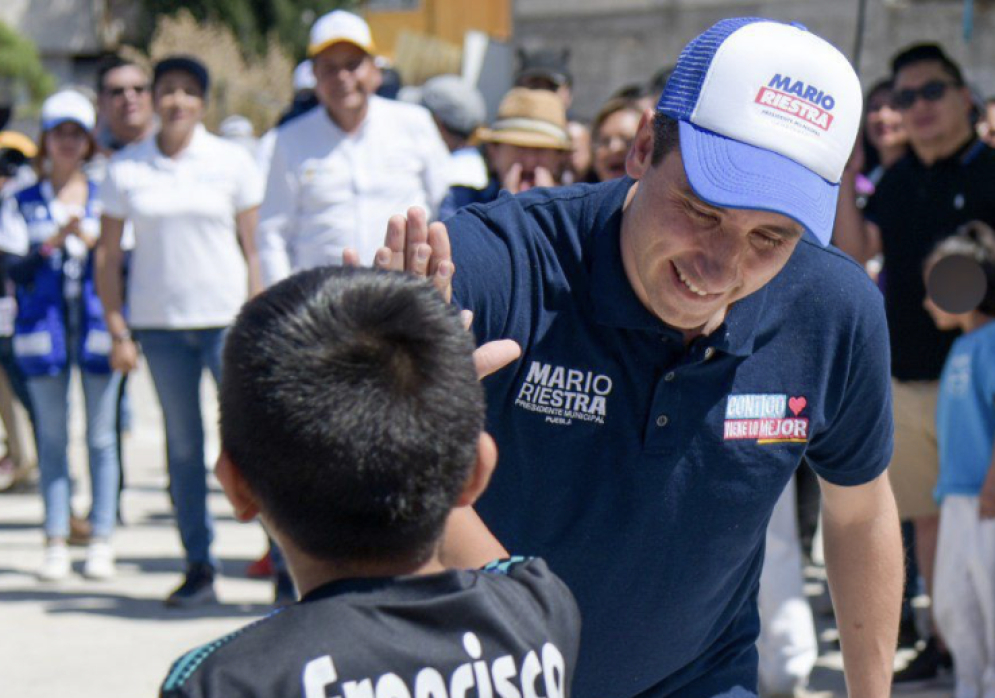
top-left (755, 74), bottom-right (835, 132)
top-left (723, 393), bottom-right (809, 444)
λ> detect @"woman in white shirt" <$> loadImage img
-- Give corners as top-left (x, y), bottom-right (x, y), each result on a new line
top-left (96, 56), bottom-right (263, 607)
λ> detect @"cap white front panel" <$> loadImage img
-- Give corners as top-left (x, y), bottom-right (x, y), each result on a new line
top-left (690, 23), bottom-right (861, 183)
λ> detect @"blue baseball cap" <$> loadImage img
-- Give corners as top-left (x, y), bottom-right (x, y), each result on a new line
top-left (657, 18), bottom-right (863, 245)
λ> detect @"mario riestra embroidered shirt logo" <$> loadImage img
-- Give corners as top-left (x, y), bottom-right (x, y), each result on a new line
top-left (754, 74), bottom-right (836, 132)
top-left (302, 632), bottom-right (567, 698)
top-left (723, 393), bottom-right (810, 444)
top-left (514, 360), bottom-right (613, 425)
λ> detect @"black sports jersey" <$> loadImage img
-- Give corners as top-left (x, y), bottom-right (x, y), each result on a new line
top-left (160, 557), bottom-right (579, 698)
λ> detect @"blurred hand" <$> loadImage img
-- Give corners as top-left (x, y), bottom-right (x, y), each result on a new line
top-left (110, 339), bottom-right (139, 374)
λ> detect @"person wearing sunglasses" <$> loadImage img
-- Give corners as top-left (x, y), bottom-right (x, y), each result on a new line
top-left (834, 42), bottom-right (995, 685)
top-left (95, 56), bottom-right (154, 156)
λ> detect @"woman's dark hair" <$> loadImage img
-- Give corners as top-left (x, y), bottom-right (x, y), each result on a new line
top-left (860, 79), bottom-right (893, 175)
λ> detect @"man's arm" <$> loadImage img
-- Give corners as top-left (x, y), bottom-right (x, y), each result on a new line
top-left (95, 215), bottom-right (138, 373)
top-left (235, 205), bottom-right (262, 297)
top-left (832, 167), bottom-right (882, 266)
top-left (820, 471), bottom-right (902, 698)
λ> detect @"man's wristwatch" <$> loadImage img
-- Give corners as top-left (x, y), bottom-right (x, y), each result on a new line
top-left (111, 330), bottom-right (132, 344)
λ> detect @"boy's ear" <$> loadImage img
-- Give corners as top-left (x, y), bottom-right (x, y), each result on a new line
top-left (216, 450), bottom-right (261, 523)
top-left (455, 432), bottom-right (497, 508)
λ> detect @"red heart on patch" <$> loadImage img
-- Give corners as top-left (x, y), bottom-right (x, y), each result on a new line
top-left (788, 396), bottom-right (807, 416)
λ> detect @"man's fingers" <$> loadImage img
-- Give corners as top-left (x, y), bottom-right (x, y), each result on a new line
top-left (473, 340), bottom-right (522, 379)
top-left (411, 243), bottom-right (431, 278)
top-left (426, 221), bottom-right (452, 275)
top-left (460, 309), bottom-right (474, 331)
top-left (342, 248), bottom-right (361, 267)
top-left (383, 215), bottom-right (407, 271)
top-left (405, 207), bottom-right (429, 273)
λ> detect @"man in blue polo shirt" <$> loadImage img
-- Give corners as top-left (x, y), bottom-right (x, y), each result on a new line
top-left (367, 18), bottom-right (902, 698)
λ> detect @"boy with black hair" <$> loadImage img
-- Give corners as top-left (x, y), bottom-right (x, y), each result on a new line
top-left (159, 266), bottom-right (579, 698)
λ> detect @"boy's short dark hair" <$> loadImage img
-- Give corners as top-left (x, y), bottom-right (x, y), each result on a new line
top-left (220, 267), bottom-right (485, 566)
top-left (891, 43), bottom-right (964, 86)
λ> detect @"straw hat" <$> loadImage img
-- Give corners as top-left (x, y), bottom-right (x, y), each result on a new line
top-left (477, 88), bottom-right (571, 150)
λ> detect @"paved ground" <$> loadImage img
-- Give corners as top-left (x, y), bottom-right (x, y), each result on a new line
top-left (0, 363), bottom-right (952, 697)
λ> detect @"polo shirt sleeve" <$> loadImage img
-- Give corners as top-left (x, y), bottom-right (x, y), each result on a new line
top-left (98, 159), bottom-right (128, 221)
top-left (449, 202), bottom-right (518, 346)
top-left (0, 194), bottom-right (28, 255)
top-left (231, 147), bottom-right (264, 212)
top-left (805, 291), bottom-right (894, 486)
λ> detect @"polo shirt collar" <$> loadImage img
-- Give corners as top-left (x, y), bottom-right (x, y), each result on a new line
top-left (589, 178), bottom-right (766, 357)
top-left (152, 124), bottom-right (209, 164)
top-left (910, 135), bottom-right (984, 169)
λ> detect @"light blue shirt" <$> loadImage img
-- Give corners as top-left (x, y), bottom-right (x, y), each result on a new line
top-left (936, 320), bottom-right (995, 501)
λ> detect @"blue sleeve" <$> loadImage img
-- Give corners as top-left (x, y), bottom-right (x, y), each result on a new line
top-left (449, 201), bottom-right (519, 347)
top-left (805, 287), bottom-right (894, 486)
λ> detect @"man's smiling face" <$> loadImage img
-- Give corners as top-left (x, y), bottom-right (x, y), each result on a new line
top-left (621, 116), bottom-right (804, 340)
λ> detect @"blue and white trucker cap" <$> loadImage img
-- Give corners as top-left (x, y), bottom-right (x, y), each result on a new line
top-left (657, 18), bottom-right (862, 245)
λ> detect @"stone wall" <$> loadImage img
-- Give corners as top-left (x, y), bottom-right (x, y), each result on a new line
top-left (513, 0), bottom-right (995, 121)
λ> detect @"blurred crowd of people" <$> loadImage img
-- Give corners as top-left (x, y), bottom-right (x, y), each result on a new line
top-left (0, 9), bottom-right (993, 698)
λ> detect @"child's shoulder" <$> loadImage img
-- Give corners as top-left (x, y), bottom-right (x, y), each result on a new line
top-left (159, 607), bottom-right (291, 698)
top-left (160, 560), bottom-right (579, 698)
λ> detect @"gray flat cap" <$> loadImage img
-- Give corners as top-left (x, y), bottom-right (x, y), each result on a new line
top-left (420, 75), bottom-right (486, 138)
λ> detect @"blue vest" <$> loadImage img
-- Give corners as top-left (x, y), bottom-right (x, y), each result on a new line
top-left (10, 180), bottom-right (112, 376)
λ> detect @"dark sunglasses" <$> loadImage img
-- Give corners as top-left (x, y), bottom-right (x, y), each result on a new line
top-left (892, 80), bottom-right (957, 110)
top-left (106, 84), bottom-right (149, 98)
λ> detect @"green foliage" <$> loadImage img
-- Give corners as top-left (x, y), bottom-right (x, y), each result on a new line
top-left (0, 20), bottom-right (55, 103)
top-left (141, 0), bottom-right (359, 60)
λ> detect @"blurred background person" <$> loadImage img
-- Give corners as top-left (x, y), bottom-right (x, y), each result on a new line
top-left (514, 47), bottom-right (590, 184)
top-left (94, 55), bottom-right (155, 156)
top-left (978, 96), bottom-right (995, 147)
top-left (442, 87), bottom-right (570, 215)
top-left (218, 114), bottom-right (257, 156)
top-left (589, 97), bottom-right (642, 182)
top-left (835, 43), bottom-right (990, 683)
top-left (0, 131), bottom-right (38, 493)
top-left (96, 55), bottom-right (264, 607)
top-left (515, 47), bottom-right (573, 110)
top-left (418, 74), bottom-right (488, 211)
top-left (0, 90), bottom-right (120, 581)
top-left (257, 10), bottom-right (450, 283)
